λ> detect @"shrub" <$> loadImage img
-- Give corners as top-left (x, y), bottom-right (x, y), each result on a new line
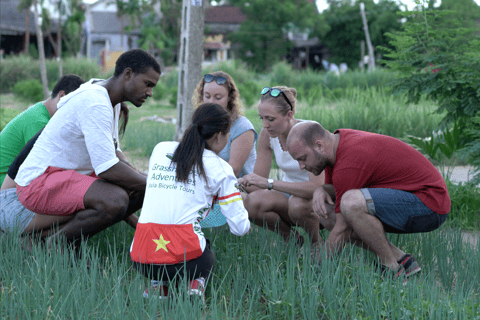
top-left (0, 55), bottom-right (41, 93)
top-left (152, 80), bottom-right (170, 102)
top-left (46, 57), bottom-right (103, 85)
top-left (1, 56), bottom-right (103, 93)
top-left (381, 2), bottom-right (480, 180)
top-left (13, 79), bottom-right (44, 103)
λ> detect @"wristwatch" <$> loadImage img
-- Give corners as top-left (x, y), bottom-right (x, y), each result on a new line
top-left (267, 179), bottom-right (274, 190)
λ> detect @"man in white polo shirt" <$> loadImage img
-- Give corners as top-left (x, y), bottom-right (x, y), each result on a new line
top-left (15, 49), bottom-right (161, 246)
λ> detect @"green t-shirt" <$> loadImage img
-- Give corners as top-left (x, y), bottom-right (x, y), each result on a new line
top-left (0, 102), bottom-right (50, 185)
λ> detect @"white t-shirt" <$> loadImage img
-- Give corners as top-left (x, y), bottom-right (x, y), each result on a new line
top-left (15, 79), bottom-right (121, 187)
top-left (270, 136), bottom-right (309, 183)
top-left (133, 141), bottom-right (250, 254)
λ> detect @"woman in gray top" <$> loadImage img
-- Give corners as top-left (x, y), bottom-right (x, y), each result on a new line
top-left (192, 71), bottom-right (257, 178)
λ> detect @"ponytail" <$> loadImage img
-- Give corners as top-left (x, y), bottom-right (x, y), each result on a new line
top-left (172, 103), bottom-right (231, 183)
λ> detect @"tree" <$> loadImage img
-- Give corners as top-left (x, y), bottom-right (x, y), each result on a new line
top-left (112, 0), bottom-right (149, 51)
top-left (32, 0), bottom-right (49, 99)
top-left (228, 0), bottom-right (320, 71)
top-left (320, 0), bottom-right (402, 68)
top-left (380, 0), bottom-right (480, 181)
top-left (41, 4), bottom-right (63, 76)
top-left (17, 0), bottom-right (34, 54)
top-left (62, 0), bottom-right (85, 57)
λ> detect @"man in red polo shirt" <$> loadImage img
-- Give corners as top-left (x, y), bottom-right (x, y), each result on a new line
top-left (287, 121), bottom-right (450, 279)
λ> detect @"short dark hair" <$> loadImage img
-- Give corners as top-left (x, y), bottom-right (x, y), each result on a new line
top-left (51, 74), bottom-right (85, 98)
top-left (114, 49), bottom-right (161, 77)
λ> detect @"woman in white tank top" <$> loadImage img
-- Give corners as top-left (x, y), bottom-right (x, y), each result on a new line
top-left (238, 86), bottom-right (326, 248)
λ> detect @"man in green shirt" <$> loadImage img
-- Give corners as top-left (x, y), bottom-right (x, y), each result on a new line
top-left (0, 74), bottom-right (85, 185)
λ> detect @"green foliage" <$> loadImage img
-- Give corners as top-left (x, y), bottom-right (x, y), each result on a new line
top-left (138, 0), bottom-right (181, 66)
top-left (461, 112), bottom-right (480, 184)
top-left (13, 79), bottom-right (44, 103)
top-left (62, 0), bottom-right (86, 57)
top-left (320, 0), bottom-right (402, 68)
top-left (406, 120), bottom-right (461, 180)
top-left (380, 0), bottom-right (480, 180)
top-left (28, 43), bottom-right (39, 59)
top-left (297, 86), bottom-right (443, 139)
top-left (439, 0), bottom-right (480, 30)
top-left (446, 180), bottom-right (480, 231)
top-left (1, 223), bottom-right (480, 318)
top-left (0, 55), bottom-right (103, 93)
top-left (0, 55), bottom-right (41, 92)
top-left (228, 0), bottom-right (320, 71)
top-left (138, 13), bottom-right (170, 57)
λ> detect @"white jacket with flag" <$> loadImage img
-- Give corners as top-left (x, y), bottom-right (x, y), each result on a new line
top-left (130, 141), bottom-right (250, 265)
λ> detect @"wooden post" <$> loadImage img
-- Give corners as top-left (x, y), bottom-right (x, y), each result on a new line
top-left (174, 0), bottom-right (205, 141)
top-left (360, 3), bottom-right (375, 71)
top-left (360, 40), bottom-right (365, 70)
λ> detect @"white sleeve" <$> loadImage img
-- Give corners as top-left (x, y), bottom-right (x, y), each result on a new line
top-left (114, 104), bottom-right (122, 152)
top-left (79, 102), bottom-right (119, 175)
top-left (213, 165), bottom-right (250, 236)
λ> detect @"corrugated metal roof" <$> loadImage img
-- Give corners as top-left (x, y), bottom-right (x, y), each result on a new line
top-left (205, 6), bottom-right (246, 24)
top-left (90, 11), bottom-right (140, 34)
top-left (0, 0), bottom-right (37, 34)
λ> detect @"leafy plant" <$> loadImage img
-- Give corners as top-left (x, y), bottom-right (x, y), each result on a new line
top-left (13, 79), bottom-right (44, 103)
top-left (407, 120), bottom-right (461, 181)
top-left (380, 0), bottom-right (480, 180)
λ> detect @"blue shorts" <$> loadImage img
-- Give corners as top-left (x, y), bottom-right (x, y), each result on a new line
top-left (360, 188), bottom-right (448, 234)
top-left (0, 188), bottom-right (35, 234)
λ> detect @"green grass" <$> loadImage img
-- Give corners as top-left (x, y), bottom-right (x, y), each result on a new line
top-left (1, 224), bottom-right (479, 319)
top-left (1, 66), bottom-right (479, 318)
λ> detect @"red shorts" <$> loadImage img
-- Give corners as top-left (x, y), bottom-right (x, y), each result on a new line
top-left (17, 166), bottom-right (99, 216)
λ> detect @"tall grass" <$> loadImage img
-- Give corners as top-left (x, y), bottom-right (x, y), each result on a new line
top-left (122, 122), bottom-right (176, 157)
top-left (1, 223), bottom-right (479, 319)
top-left (245, 86), bottom-right (444, 140)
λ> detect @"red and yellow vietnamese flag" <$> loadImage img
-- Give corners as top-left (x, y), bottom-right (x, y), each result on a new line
top-left (130, 223), bottom-right (203, 265)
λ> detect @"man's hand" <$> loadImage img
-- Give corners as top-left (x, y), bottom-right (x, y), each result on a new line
top-left (124, 214), bottom-right (139, 229)
top-left (313, 186), bottom-right (334, 219)
top-left (324, 214), bottom-right (351, 258)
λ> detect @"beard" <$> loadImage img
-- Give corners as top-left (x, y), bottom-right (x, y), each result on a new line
top-left (309, 149), bottom-right (329, 176)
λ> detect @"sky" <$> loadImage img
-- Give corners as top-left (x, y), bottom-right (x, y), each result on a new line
top-left (315, 0), bottom-right (480, 12)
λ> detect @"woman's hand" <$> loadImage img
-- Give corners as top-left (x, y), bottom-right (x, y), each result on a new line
top-left (238, 173), bottom-right (269, 189)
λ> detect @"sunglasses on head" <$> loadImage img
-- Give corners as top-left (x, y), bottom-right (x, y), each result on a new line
top-left (204, 74), bottom-right (227, 85)
top-left (261, 87), bottom-right (294, 111)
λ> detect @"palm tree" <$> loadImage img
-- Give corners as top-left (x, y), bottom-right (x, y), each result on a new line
top-left (17, 0), bottom-right (34, 54)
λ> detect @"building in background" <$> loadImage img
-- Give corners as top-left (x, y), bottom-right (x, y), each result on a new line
top-left (0, 0), bottom-right (57, 57)
top-left (203, 5), bottom-right (246, 64)
top-left (82, 0), bottom-right (141, 70)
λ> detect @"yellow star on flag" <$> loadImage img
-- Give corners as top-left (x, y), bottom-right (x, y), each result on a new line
top-left (152, 234), bottom-right (171, 252)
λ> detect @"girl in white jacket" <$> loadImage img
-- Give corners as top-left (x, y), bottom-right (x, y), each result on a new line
top-left (130, 103), bottom-right (250, 302)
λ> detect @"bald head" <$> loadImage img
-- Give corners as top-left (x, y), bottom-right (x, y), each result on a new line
top-left (287, 121), bottom-right (327, 151)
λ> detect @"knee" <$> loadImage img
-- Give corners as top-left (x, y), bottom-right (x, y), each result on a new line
top-left (339, 189), bottom-right (366, 220)
top-left (288, 196), bottom-right (316, 222)
top-left (96, 189), bottom-right (129, 219)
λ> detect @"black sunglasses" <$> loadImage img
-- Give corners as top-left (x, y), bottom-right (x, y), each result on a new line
top-left (261, 87), bottom-right (294, 111)
top-left (204, 74), bottom-right (227, 85)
